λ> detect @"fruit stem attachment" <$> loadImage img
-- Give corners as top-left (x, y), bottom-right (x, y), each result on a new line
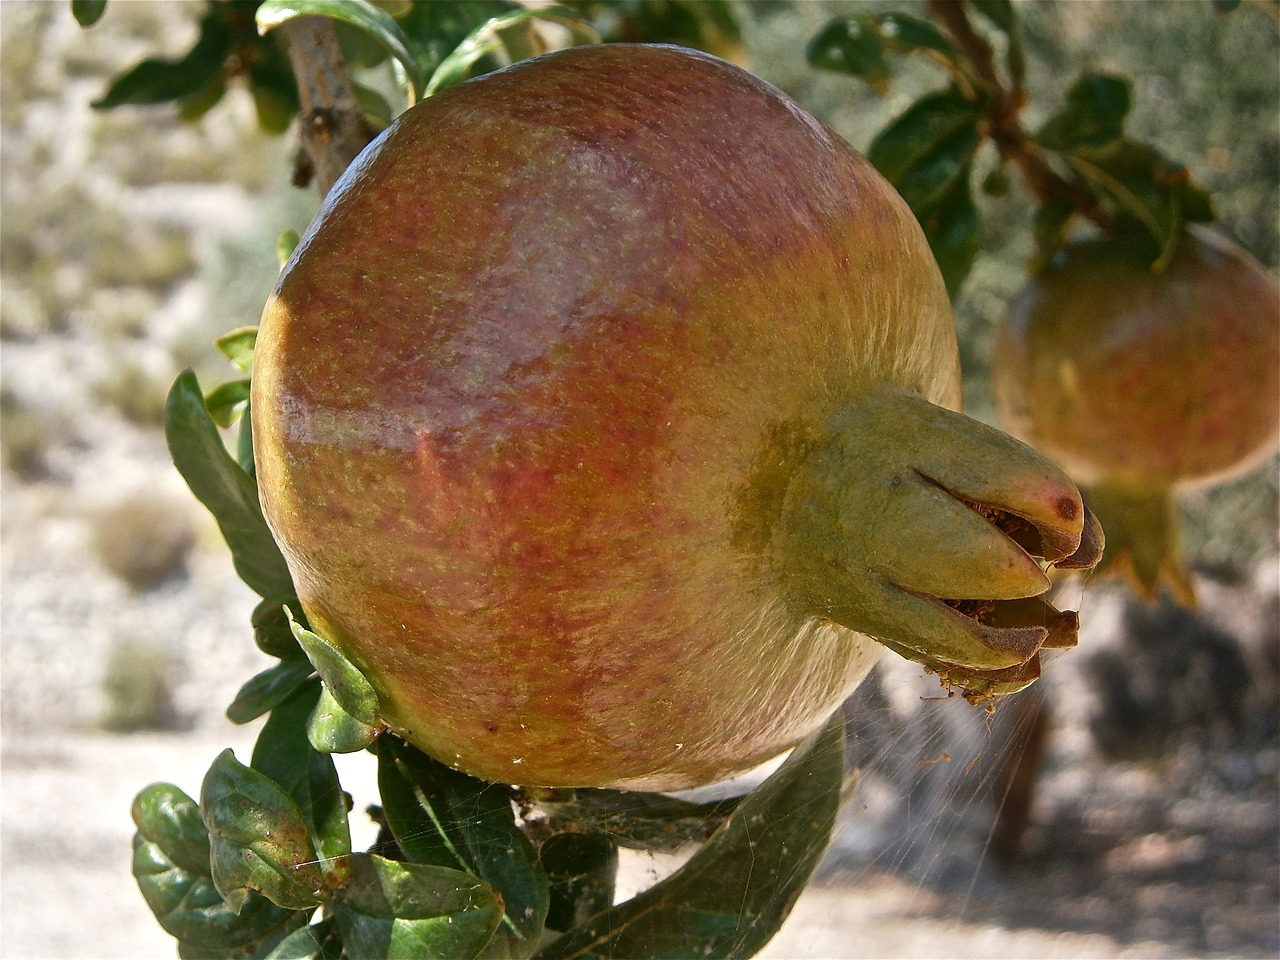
top-left (1084, 481), bottom-right (1197, 607)
top-left (279, 17), bottom-right (373, 197)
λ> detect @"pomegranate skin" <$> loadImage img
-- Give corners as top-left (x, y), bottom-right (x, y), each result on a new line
top-left (994, 226), bottom-right (1279, 600)
top-left (254, 44), bottom-right (1095, 789)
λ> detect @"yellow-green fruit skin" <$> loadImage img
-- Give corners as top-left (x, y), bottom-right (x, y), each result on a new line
top-left (253, 45), bottom-right (962, 790)
top-left (993, 227), bottom-right (1279, 600)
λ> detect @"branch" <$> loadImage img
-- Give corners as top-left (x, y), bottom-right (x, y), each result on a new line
top-left (279, 16), bottom-right (373, 198)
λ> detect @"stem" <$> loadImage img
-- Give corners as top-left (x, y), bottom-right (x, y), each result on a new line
top-left (279, 16), bottom-right (373, 198)
top-left (923, 0), bottom-right (1112, 231)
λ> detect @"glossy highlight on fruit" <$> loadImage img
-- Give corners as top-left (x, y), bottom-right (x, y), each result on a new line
top-left (994, 226), bottom-right (1279, 604)
top-left (253, 43), bottom-right (1099, 790)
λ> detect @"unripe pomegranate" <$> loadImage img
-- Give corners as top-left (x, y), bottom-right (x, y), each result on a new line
top-left (994, 226), bottom-right (1279, 604)
top-left (253, 44), bottom-right (1099, 790)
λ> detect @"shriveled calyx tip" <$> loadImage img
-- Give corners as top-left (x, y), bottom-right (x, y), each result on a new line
top-left (778, 385), bottom-right (1104, 702)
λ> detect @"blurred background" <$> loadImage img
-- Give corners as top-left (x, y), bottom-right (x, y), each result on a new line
top-left (1, 1), bottom-right (1276, 957)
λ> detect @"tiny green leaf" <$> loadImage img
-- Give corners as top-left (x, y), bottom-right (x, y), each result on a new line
top-left (877, 12), bottom-right (959, 59)
top-left (165, 370), bottom-right (294, 599)
top-left (253, 597), bottom-right (306, 659)
top-left (536, 711), bottom-right (847, 960)
top-left (216, 326), bottom-right (259, 373)
top-left (969, 0), bottom-right (1015, 32)
top-left (308, 684), bottom-right (383, 754)
top-left (1035, 71), bottom-right (1131, 153)
top-left (205, 378), bottom-right (251, 428)
top-left (71, 0), bottom-right (107, 27)
top-left (286, 607), bottom-right (381, 727)
top-left (201, 749), bottom-right (327, 913)
top-left (132, 783), bottom-right (212, 877)
top-left (334, 854), bottom-right (504, 960)
top-left (805, 15), bottom-right (890, 92)
top-left (93, 9), bottom-right (232, 109)
top-left (257, 0), bottom-right (426, 100)
top-left (277, 231), bottom-right (302, 268)
top-left (424, 8), bottom-right (599, 97)
top-left (226, 659), bottom-right (317, 725)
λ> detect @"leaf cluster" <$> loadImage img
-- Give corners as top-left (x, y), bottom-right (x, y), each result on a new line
top-left (807, 0), bottom-right (1219, 295)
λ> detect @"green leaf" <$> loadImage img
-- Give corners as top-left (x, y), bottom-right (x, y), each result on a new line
top-left (253, 597), bottom-right (306, 659)
top-left (201, 749), bottom-right (327, 913)
top-left (805, 15), bottom-right (890, 92)
top-left (540, 832), bottom-right (618, 934)
top-left (71, 0), bottom-right (107, 27)
top-left (253, 683), bottom-right (354, 872)
top-left (919, 170), bottom-right (983, 298)
top-left (256, 0), bottom-right (426, 101)
top-left (376, 739), bottom-right (549, 952)
top-left (205, 379), bottom-right (252, 428)
top-left (216, 327), bottom-right (259, 373)
top-left (226, 660), bottom-right (317, 725)
top-left (877, 12), bottom-right (959, 59)
top-left (286, 608), bottom-right (381, 727)
top-left (132, 835), bottom-right (302, 950)
top-left (888, 121), bottom-right (982, 214)
top-left (262, 919), bottom-right (343, 959)
top-left (133, 783), bottom-right (213, 877)
top-left (93, 8), bottom-right (232, 109)
top-left (1034, 71), bottom-right (1131, 153)
top-left (424, 8), bottom-right (599, 97)
top-left (969, 0), bottom-right (1015, 32)
top-left (533, 788), bottom-right (741, 852)
top-left (536, 711), bottom-right (847, 960)
top-left (165, 370), bottom-right (294, 599)
top-left (238, 396), bottom-right (257, 477)
top-left (277, 231), bottom-right (302, 268)
top-left (335, 854), bottom-right (504, 960)
top-left (308, 683), bottom-right (384, 754)
top-left (867, 87), bottom-right (984, 186)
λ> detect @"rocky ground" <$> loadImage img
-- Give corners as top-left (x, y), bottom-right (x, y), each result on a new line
top-left (2, 3), bottom-right (1277, 958)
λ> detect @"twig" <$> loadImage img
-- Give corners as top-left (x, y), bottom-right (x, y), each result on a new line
top-left (923, 0), bottom-right (1111, 231)
top-left (279, 16), bottom-right (373, 198)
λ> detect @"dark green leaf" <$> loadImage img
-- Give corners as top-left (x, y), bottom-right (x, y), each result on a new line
top-left (286, 608), bottom-right (381, 727)
top-left (216, 327), bottom-right (259, 373)
top-left (536, 711), bottom-right (848, 960)
top-left (877, 12), bottom-right (958, 59)
top-left (376, 738), bottom-right (549, 952)
top-left (888, 121), bottom-right (982, 214)
top-left (177, 76), bottom-right (229, 124)
top-left (920, 170), bottom-right (983, 298)
top-left (71, 0), bottom-right (107, 27)
top-left (533, 788), bottom-right (741, 852)
top-left (262, 919), bottom-right (343, 959)
top-left (867, 88), bottom-right (984, 185)
top-left (308, 684), bottom-right (384, 754)
top-left (1211, 0), bottom-right (1242, 10)
top-left (133, 835), bottom-right (303, 950)
top-left (805, 15), bottom-right (890, 92)
top-left (540, 833), bottom-right (618, 934)
top-left (133, 783), bottom-right (212, 877)
top-left (969, 0), bottom-right (1015, 32)
top-left (206, 379), bottom-right (252, 429)
top-left (334, 854), bottom-right (504, 960)
top-left (253, 597), bottom-right (306, 659)
top-left (93, 9), bottom-right (232, 109)
top-left (1035, 71), bottom-right (1131, 153)
top-left (392, 0), bottom-right (515, 85)
top-left (238, 396), bottom-right (257, 477)
top-left (226, 660), bottom-right (317, 725)
top-left (201, 749), bottom-right (327, 913)
top-left (253, 683), bottom-right (354, 874)
top-left (256, 0), bottom-right (426, 100)
top-left (165, 370), bottom-right (293, 598)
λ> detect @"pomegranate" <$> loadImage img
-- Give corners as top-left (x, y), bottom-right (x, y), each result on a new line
top-left (253, 44), bottom-right (1099, 790)
top-left (994, 226), bottom-right (1279, 604)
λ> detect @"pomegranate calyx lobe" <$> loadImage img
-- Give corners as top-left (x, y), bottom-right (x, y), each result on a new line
top-left (777, 385), bottom-right (1099, 692)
